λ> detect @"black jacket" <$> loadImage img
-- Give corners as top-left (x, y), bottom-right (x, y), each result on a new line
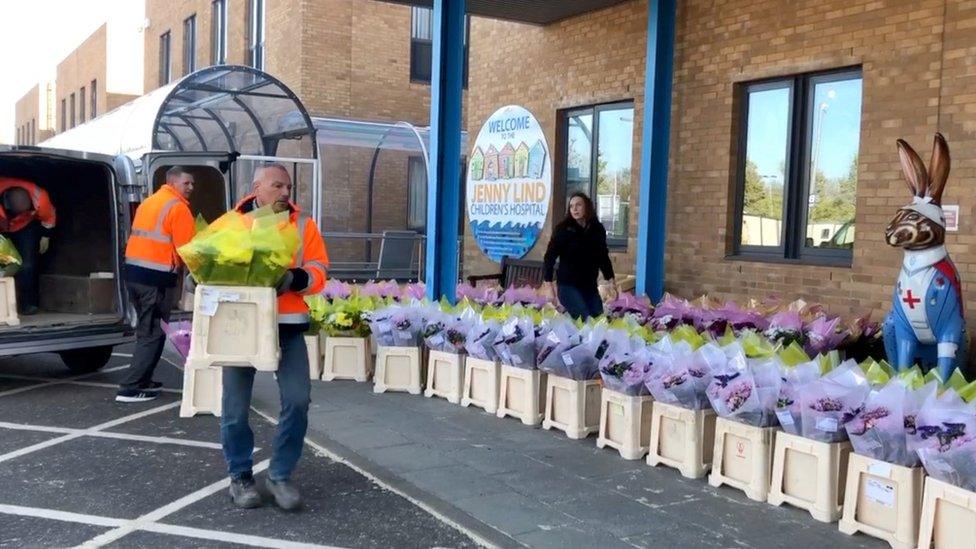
top-left (543, 219), bottom-right (614, 292)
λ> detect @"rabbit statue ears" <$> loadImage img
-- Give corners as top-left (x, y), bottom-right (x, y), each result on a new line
top-left (897, 133), bottom-right (950, 227)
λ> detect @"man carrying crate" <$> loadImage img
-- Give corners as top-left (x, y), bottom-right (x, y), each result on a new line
top-left (221, 162), bottom-right (329, 511)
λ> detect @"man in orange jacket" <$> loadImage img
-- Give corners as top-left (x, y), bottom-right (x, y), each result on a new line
top-left (220, 162), bottom-right (328, 511)
top-left (120, 166), bottom-right (195, 402)
top-left (0, 178), bottom-right (57, 315)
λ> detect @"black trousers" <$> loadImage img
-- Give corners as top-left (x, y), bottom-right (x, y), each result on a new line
top-left (5, 221), bottom-right (42, 310)
top-left (120, 281), bottom-right (177, 391)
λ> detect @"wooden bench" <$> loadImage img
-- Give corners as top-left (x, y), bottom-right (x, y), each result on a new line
top-left (467, 256), bottom-right (546, 289)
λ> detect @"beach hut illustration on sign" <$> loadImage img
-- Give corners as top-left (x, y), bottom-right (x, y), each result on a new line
top-left (470, 146), bottom-right (485, 181)
top-left (499, 142), bottom-right (516, 179)
top-left (514, 142), bottom-right (529, 178)
top-left (528, 139), bottom-right (547, 179)
top-left (485, 144), bottom-right (499, 181)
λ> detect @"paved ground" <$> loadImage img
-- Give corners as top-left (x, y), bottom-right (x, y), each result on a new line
top-left (0, 348), bottom-right (475, 548)
top-left (251, 372), bottom-right (889, 549)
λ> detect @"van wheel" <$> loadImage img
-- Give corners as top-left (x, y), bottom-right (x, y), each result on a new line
top-left (59, 346), bottom-right (114, 374)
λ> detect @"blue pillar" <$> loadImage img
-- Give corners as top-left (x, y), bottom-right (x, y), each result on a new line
top-left (424, 0), bottom-right (466, 303)
top-left (635, 0), bottom-right (676, 303)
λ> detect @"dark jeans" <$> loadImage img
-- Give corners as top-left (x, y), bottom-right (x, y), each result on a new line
top-left (221, 329), bottom-right (311, 482)
top-left (120, 281), bottom-right (177, 391)
top-left (5, 221), bottom-right (41, 309)
top-left (558, 284), bottom-right (604, 320)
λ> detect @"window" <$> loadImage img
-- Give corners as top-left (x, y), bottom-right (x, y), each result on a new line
top-left (159, 31), bottom-right (171, 85)
top-left (732, 67), bottom-right (862, 264)
top-left (69, 93), bottom-right (76, 128)
top-left (183, 15), bottom-right (197, 75)
top-left (90, 79), bottom-right (97, 118)
top-left (248, 0), bottom-right (265, 70)
top-left (211, 0), bottom-right (227, 65)
top-left (60, 99), bottom-right (66, 132)
top-left (407, 156), bottom-right (427, 231)
top-left (30, 119), bottom-right (35, 144)
top-left (560, 101), bottom-right (634, 249)
top-left (409, 7), bottom-right (469, 87)
top-left (79, 87), bottom-right (86, 122)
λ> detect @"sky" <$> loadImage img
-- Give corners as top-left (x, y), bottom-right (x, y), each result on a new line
top-left (0, 0), bottom-right (136, 144)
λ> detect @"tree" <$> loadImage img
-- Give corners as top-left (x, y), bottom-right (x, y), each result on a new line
top-left (742, 160), bottom-right (782, 219)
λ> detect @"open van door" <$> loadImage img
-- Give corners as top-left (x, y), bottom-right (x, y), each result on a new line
top-left (140, 151), bottom-right (237, 316)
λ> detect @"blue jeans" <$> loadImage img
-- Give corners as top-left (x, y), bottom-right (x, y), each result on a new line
top-left (558, 285), bottom-right (604, 320)
top-left (221, 328), bottom-right (311, 481)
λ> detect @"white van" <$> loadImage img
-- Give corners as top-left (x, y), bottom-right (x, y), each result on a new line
top-left (9, 66), bottom-right (319, 373)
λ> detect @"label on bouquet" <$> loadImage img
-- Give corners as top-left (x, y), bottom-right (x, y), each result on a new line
top-left (510, 354), bottom-right (523, 365)
top-left (428, 335), bottom-right (445, 347)
top-left (816, 417), bottom-right (838, 432)
top-left (561, 352), bottom-right (574, 366)
top-left (775, 410), bottom-right (794, 426)
top-left (865, 478), bottom-right (895, 508)
top-left (867, 461), bottom-right (892, 478)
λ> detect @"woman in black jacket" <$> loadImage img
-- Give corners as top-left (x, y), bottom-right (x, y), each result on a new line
top-left (542, 192), bottom-right (617, 319)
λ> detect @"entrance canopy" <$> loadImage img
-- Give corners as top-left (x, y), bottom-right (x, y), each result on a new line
top-left (41, 65), bottom-right (316, 161)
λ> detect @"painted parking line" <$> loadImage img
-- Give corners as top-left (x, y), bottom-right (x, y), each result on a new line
top-left (79, 459), bottom-right (272, 547)
top-left (0, 401), bottom-right (180, 465)
top-left (0, 503), bottom-right (126, 528)
top-left (0, 421), bottom-right (225, 451)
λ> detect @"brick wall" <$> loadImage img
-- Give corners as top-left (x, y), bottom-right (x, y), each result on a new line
top-left (469, 0), bottom-right (976, 346)
top-left (56, 24), bottom-right (109, 131)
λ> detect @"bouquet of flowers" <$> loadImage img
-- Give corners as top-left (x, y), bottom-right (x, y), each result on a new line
top-left (319, 297), bottom-right (373, 338)
top-left (422, 309), bottom-right (467, 353)
top-left (401, 282), bottom-right (426, 302)
top-left (650, 293), bottom-right (693, 331)
top-left (455, 283), bottom-right (501, 306)
top-left (914, 388), bottom-right (976, 490)
top-left (799, 360), bottom-right (870, 443)
top-left (0, 235), bottom-right (22, 276)
top-left (321, 279), bottom-right (353, 301)
top-left (360, 280), bottom-right (401, 302)
top-left (500, 286), bottom-right (549, 309)
top-left (367, 303), bottom-right (424, 347)
top-left (178, 206), bottom-right (300, 287)
top-left (846, 379), bottom-right (918, 466)
top-left (804, 316), bottom-right (848, 357)
top-left (599, 347), bottom-right (652, 396)
top-left (764, 310), bottom-right (805, 348)
top-left (535, 317), bottom-right (582, 377)
top-left (161, 320), bottom-right (192, 362)
top-left (774, 359), bottom-right (821, 435)
top-left (465, 318), bottom-right (502, 361)
top-left (605, 293), bottom-right (653, 325)
top-left (707, 343), bottom-right (781, 427)
top-left (645, 338), bottom-right (726, 410)
top-left (492, 315), bottom-right (537, 369)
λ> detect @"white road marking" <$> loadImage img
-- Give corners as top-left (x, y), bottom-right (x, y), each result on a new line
top-left (0, 364), bottom-right (134, 399)
top-left (142, 523), bottom-right (342, 549)
top-left (78, 459), bottom-right (272, 548)
top-left (0, 504), bottom-right (126, 528)
top-left (0, 421), bottom-right (225, 451)
top-left (111, 352), bottom-right (134, 358)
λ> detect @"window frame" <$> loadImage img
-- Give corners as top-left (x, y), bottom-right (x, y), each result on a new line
top-left (183, 14), bottom-right (197, 75)
top-left (559, 100), bottom-right (635, 251)
top-left (409, 6), bottom-right (469, 88)
top-left (248, 0), bottom-right (265, 71)
top-left (159, 31), bottom-right (172, 86)
top-left (730, 66), bottom-right (862, 267)
top-left (406, 155), bottom-right (427, 231)
top-left (211, 0), bottom-right (227, 65)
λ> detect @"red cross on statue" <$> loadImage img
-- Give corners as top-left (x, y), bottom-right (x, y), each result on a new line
top-left (902, 289), bottom-right (921, 309)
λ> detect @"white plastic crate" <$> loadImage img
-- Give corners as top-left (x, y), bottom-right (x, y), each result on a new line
top-left (767, 431), bottom-right (853, 523)
top-left (322, 336), bottom-right (373, 382)
top-left (542, 376), bottom-right (601, 439)
top-left (305, 335), bottom-right (322, 380)
top-left (185, 285), bottom-right (279, 371)
top-left (917, 477), bottom-right (976, 549)
top-left (839, 453), bottom-right (924, 549)
top-left (374, 346), bottom-right (423, 394)
top-left (0, 277), bottom-right (17, 326)
top-left (425, 350), bottom-right (465, 404)
top-left (496, 365), bottom-right (547, 426)
top-left (647, 401), bottom-right (716, 479)
top-left (707, 417), bottom-right (778, 502)
top-left (179, 365), bottom-right (222, 417)
top-left (461, 357), bottom-right (501, 413)
top-left (596, 388), bottom-right (653, 460)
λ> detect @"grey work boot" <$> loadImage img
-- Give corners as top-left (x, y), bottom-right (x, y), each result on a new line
top-left (229, 476), bottom-right (262, 509)
top-left (266, 478), bottom-right (302, 511)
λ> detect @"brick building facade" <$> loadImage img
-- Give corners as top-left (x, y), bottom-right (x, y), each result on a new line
top-left (464, 0), bottom-right (976, 336)
top-left (13, 82), bottom-right (56, 146)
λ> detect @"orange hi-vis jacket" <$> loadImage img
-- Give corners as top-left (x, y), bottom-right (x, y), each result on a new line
top-left (0, 177), bottom-right (56, 234)
top-left (124, 184), bottom-right (195, 287)
top-left (235, 195), bottom-right (329, 326)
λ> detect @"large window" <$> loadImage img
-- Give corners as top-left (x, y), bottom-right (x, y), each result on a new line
top-left (248, 0), bottom-right (265, 70)
top-left (183, 15), bottom-right (197, 75)
top-left (60, 99), bottom-right (66, 132)
top-left (30, 119), bottom-right (35, 144)
top-left (732, 68), bottom-right (862, 264)
top-left (560, 102), bottom-right (634, 249)
top-left (409, 6), bottom-right (468, 87)
top-left (69, 93), bottom-right (76, 129)
top-left (79, 87), bottom-right (86, 122)
top-left (407, 156), bottom-right (427, 231)
top-left (211, 0), bottom-right (227, 65)
top-left (90, 79), bottom-right (97, 118)
top-left (159, 31), bottom-right (172, 85)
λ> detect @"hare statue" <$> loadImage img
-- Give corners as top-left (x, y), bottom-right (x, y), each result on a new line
top-left (882, 133), bottom-right (966, 380)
